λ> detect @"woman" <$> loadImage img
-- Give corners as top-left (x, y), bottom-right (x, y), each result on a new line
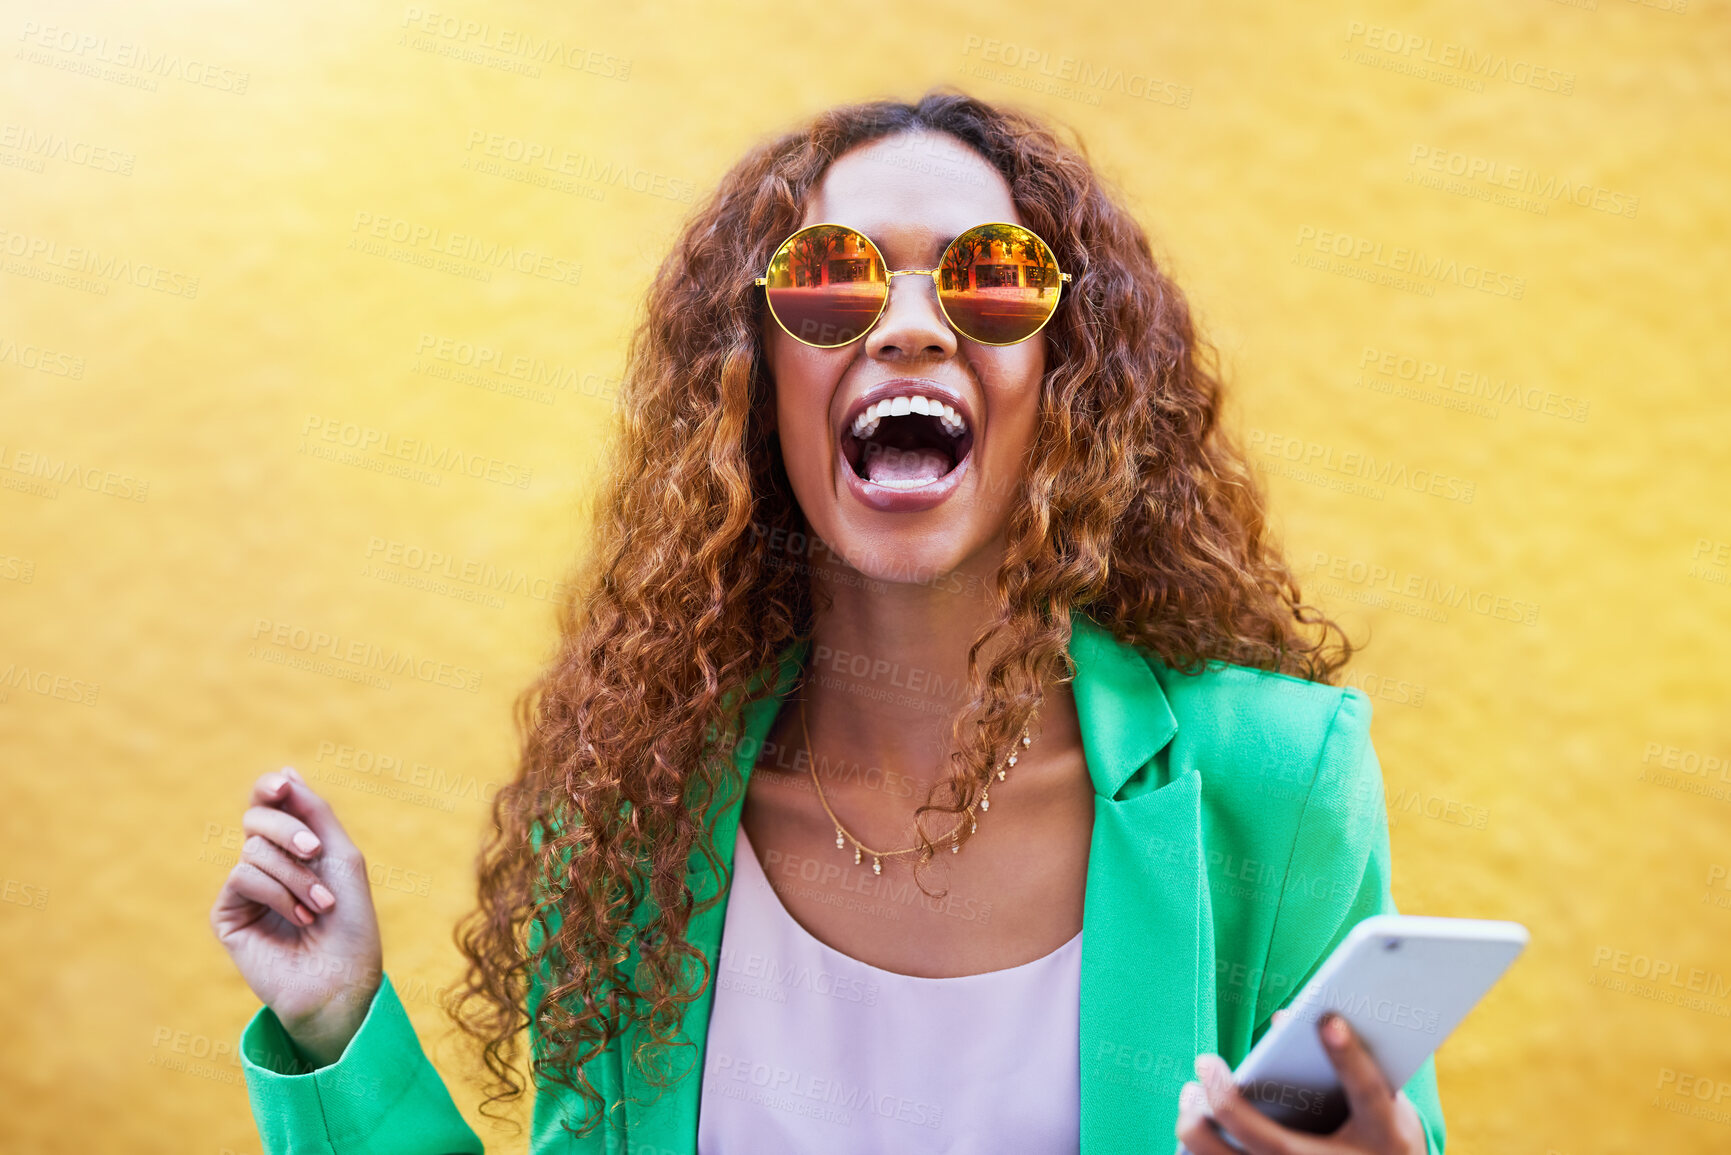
top-left (212, 89), bottom-right (1445, 1155)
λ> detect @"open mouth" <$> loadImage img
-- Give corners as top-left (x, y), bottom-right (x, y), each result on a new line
top-left (840, 393), bottom-right (975, 490)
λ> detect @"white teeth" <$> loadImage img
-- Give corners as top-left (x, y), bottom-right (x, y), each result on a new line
top-left (847, 393), bottom-right (969, 440)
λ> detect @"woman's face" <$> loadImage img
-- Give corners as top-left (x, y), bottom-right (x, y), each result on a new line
top-left (762, 130), bottom-right (1047, 591)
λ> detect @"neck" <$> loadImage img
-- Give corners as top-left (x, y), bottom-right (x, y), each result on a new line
top-left (790, 541), bottom-right (1082, 813)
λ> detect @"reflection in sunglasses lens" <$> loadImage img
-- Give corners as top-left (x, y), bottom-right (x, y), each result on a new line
top-left (938, 224), bottom-right (1063, 345)
top-left (763, 225), bottom-right (887, 347)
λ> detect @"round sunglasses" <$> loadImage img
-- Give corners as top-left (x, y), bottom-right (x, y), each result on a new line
top-left (754, 221), bottom-right (1072, 348)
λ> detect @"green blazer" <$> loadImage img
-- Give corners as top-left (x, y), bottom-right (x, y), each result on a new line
top-left (239, 609), bottom-right (1446, 1154)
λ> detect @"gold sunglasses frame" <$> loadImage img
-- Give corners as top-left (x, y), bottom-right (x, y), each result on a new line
top-left (753, 220), bottom-right (1073, 349)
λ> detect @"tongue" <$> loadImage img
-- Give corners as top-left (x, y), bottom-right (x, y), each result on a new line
top-left (864, 446), bottom-right (952, 486)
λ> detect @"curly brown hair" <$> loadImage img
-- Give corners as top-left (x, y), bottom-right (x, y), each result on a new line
top-left (446, 85), bottom-right (1356, 1139)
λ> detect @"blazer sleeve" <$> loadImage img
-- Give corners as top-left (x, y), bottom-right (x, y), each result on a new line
top-left (1258, 688), bottom-right (1448, 1155)
top-left (238, 972), bottom-right (485, 1154)
top-left (235, 822), bottom-right (619, 1154)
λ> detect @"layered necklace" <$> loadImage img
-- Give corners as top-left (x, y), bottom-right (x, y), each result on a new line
top-left (798, 692), bottom-right (1035, 876)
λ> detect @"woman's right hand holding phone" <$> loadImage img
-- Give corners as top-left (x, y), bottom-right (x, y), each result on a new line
top-left (1175, 1010), bottom-right (1428, 1155)
top-left (209, 766), bottom-right (384, 1069)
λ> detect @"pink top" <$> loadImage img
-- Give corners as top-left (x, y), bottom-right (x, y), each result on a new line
top-left (697, 823), bottom-right (1083, 1154)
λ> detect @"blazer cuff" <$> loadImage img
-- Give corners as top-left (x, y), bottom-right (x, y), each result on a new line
top-left (239, 972), bottom-right (481, 1155)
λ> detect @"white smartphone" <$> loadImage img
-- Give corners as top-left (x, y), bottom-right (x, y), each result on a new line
top-left (1221, 914), bottom-right (1528, 1141)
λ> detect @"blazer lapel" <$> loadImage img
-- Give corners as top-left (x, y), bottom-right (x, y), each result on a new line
top-left (1068, 611), bottom-right (1216, 1154)
top-left (618, 612), bottom-right (1212, 1154)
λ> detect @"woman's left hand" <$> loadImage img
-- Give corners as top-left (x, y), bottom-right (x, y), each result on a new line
top-left (1174, 1012), bottom-right (1429, 1155)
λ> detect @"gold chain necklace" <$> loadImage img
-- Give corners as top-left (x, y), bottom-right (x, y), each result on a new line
top-left (798, 693), bottom-right (1034, 875)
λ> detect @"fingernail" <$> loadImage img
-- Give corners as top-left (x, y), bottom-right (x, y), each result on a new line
top-left (309, 883), bottom-right (335, 910)
top-left (283, 766), bottom-right (303, 782)
top-left (1323, 1013), bottom-right (1350, 1046)
top-left (294, 903), bottom-right (315, 924)
top-left (270, 775), bottom-right (289, 794)
top-left (293, 831), bottom-right (321, 854)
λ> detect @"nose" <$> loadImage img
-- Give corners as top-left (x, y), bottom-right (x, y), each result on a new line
top-left (863, 272), bottom-right (957, 361)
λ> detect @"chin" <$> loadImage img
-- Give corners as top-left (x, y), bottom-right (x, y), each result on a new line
top-left (820, 521), bottom-right (987, 597)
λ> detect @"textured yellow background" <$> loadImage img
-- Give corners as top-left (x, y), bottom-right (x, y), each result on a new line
top-left (2, 1), bottom-right (1727, 1152)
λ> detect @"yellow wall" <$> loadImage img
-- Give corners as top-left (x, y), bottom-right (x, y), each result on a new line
top-left (2, 2), bottom-right (1726, 1151)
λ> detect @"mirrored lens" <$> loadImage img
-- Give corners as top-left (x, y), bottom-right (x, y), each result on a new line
top-left (937, 223), bottom-right (1064, 344)
top-left (762, 225), bottom-right (888, 347)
